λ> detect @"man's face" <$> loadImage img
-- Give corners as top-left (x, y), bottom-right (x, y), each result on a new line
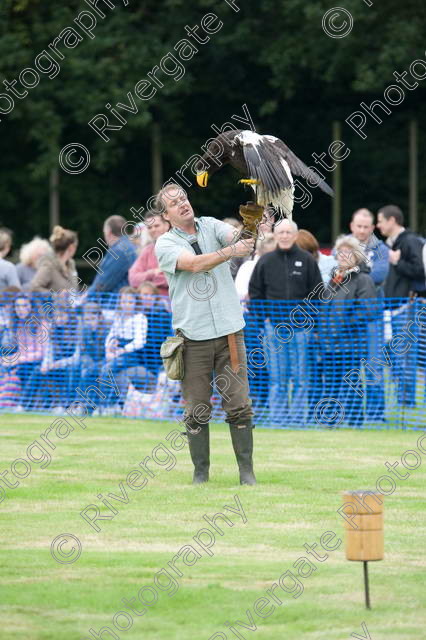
top-left (350, 214), bottom-right (374, 243)
top-left (146, 216), bottom-right (170, 242)
top-left (376, 213), bottom-right (394, 238)
top-left (274, 220), bottom-right (298, 250)
top-left (162, 186), bottom-right (194, 227)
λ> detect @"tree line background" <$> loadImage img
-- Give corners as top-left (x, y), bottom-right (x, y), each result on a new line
top-left (0, 0), bottom-right (424, 280)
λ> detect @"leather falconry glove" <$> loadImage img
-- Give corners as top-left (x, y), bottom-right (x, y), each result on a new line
top-left (238, 203), bottom-right (265, 240)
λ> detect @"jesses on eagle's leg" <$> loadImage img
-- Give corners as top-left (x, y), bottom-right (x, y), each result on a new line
top-left (239, 178), bottom-right (260, 206)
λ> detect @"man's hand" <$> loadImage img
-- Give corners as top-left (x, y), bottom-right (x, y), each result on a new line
top-left (389, 249), bottom-right (401, 265)
top-left (232, 238), bottom-right (255, 257)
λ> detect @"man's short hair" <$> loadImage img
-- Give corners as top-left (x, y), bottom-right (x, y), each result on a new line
top-left (274, 218), bottom-right (298, 233)
top-left (377, 205), bottom-right (404, 226)
top-left (104, 215), bottom-right (127, 237)
top-left (351, 208), bottom-right (374, 223)
top-left (154, 183), bottom-right (186, 213)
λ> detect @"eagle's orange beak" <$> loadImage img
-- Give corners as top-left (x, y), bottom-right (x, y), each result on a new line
top-left (196, 172), bottom-right (209, 187)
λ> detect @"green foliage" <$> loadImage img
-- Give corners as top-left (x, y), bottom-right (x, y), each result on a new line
top-left (0, 0), bottom-right (424, 254)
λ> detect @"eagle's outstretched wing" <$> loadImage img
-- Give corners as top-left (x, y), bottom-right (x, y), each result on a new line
top-left (268, 136), bottom-right (334, 196)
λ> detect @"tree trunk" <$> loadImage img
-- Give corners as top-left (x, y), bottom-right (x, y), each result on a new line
top-left (331, 121), bottom-right (342, 242)
top-left (408, 119), bottom-right (418, 233)
top-left (49, 167), bottom-right (60, 230)
top-left (151, 122), bottom-right (163, 195)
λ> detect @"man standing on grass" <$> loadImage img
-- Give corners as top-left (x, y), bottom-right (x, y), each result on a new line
top-left (155, 183), bottom-right (257, 485)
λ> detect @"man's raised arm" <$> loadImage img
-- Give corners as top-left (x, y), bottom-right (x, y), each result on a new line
top-left (176, 238), bottom-right (255, 273)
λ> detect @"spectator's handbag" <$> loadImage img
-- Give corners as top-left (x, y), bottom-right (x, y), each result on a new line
top-left (160, 333), bottom-right (184, 380)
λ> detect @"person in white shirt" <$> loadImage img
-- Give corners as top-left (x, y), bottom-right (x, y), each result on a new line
top-left (100, 287), bottom-right (148, 411)
top-left (106, 287), bottom-right (148, 360)
top-left (235, 233), bottom-right (276, 299)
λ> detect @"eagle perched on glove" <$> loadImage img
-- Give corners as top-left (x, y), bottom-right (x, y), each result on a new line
top-left (195, 130), bottom-right (333, 220)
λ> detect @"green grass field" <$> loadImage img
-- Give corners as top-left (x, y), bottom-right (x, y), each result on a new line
top-left (1, 414), bottom-right (425, 640)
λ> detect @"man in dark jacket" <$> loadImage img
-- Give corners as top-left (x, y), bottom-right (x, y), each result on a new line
top-left (376, 204), bottom-right (424, 407)
top-left (376, 205), bottom-right (425, 299)
top-left (249, 218), bottom-right (322, 425)
top-left (86, 215), bottom-right (137, 304)
top-left (349, 208), bottom-right (389, 291)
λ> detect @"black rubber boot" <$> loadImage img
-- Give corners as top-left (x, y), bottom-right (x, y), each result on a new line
top-left (186, 424), bottom-right (210, 484)
top-left (229, 424), bottom-right (256, 485)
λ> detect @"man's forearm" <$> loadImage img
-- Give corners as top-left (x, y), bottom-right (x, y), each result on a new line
top-left (190, 245), bottom-right (237, 273)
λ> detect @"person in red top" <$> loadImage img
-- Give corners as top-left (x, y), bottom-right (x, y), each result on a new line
top-left (128, 212), bottom-right (170, 295)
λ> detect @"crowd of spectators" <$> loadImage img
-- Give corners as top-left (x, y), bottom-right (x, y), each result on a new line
top-left (0, 201), bottom-right (425, 425)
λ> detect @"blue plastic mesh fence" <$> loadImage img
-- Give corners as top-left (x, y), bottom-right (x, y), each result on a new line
top-left (0, 292), bottom-right (425, 429)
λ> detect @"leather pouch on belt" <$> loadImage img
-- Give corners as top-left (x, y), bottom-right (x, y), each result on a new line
top-left (160, 336), bottom-right (185, 380)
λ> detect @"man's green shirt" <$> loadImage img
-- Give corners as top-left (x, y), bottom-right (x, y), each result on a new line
top-left (155, 217), bottom-right (245, 340)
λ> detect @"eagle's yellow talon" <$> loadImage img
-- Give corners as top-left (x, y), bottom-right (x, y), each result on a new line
top-left (239, 179), bottom-right (261, 185)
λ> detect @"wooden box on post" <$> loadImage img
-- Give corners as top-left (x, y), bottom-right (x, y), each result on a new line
top-left (342, 491), bottom-right (384, 561)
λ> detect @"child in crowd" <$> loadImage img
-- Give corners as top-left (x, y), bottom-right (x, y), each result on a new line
top-left (97, 287), bottom-right (148, 414)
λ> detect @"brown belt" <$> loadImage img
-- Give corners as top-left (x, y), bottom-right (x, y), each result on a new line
top-left (228, 333), bottom-right (239, 373)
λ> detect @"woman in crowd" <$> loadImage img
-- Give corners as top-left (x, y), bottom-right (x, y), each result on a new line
top-left (296, 229), bottom-right (337, 284)
top-left (128, 212), bottom-right (170, 295)
top-left (1, 293), bottom-right (48, 408)
top-left (28, 226), bottom-right (78, 292)
top-left (295, 230), bottom-right (337, 415)
top-left (318, 235), bottom-right (379, 426)
top-left (17, 237), bottom-right (50, 287)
